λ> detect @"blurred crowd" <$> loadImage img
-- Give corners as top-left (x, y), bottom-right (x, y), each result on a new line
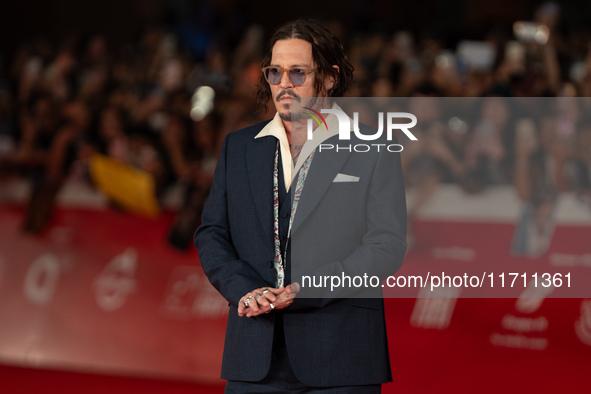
top-left (0, 3), bottom-right (590, 250)
top-left (0, 25), bottom-right (267, 246)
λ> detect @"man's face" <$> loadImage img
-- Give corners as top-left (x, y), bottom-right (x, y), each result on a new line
top-left (269, 38), bottom-right (317, 122)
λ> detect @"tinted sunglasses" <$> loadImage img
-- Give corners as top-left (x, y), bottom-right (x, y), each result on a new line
top-left (261, 66), bottom-right (315, 86)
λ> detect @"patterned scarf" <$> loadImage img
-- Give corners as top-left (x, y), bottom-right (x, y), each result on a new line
top-left (272, 140), bottom-right (315, 287)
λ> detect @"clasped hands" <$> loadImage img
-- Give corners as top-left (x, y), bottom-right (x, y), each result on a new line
top-left (238, 283), bottom-right (300, 317)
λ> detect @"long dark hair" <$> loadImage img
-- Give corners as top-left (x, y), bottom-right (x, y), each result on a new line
top-left (255, 19), bottom-right (354, 112)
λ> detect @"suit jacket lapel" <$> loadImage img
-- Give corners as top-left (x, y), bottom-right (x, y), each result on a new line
top-left (247, 135), bottom-right (276, 242)
top-left (291, 143), bottom-right (350, 234)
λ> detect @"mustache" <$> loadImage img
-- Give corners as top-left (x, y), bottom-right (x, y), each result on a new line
top-left (276, 90), bottom-right (301, 102)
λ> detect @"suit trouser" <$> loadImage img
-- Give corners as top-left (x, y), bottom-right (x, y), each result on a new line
top-left (224, 313), bottom-right (382, 394)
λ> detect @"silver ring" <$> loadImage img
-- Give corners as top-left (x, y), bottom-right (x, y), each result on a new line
top-left (270, 303), bottom-right (275, 310)
top-left (244, 296), bottom-right (254, 307)
top-left (262, 289), bottom-right (270, 295)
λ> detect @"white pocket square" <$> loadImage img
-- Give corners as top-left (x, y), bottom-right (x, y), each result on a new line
top-left (333, 173), bottom-right (360, 183)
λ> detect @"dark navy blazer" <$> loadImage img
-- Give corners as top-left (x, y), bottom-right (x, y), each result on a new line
top-left (194, 119), bottom-right (407, 387)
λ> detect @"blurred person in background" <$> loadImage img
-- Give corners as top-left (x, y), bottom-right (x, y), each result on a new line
top-left (511, 85), bottom-right (585, 256)
top-left (95, 105), bottom-right (129, 163)
top-left (0, 83), bottom-right (16, 169)
top-left (13, 94), bottom-right (58, 171)
top-left (512, 116), bottom-right (558, 256)
top-left (462, 97), bottom-right (512, 193)
top-left (22, 99), bottom-right (91, 233)
top-left (402, 89), bottom-right (466, 249)
top-left (165, 111), bottom-right (218, 250)
top-left (574, 119), bottom-right (591, 209)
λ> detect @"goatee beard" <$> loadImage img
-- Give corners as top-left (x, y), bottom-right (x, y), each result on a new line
top-left (279, 109), bottom-right (303, 122)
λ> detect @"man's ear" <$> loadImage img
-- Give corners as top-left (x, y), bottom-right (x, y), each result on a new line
top-left (326, 65), bottom-right (340, 92)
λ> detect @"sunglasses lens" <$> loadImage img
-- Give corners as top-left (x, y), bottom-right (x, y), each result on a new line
top-left (289, 69), bottom-right (306, 85)
top-left (265, 68), bottom-right (281, 84)
top-left (264, 67), bottom-right (309, 85)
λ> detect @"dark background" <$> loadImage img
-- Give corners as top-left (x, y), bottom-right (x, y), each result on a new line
top-left (2, 0), bottom-right (591, 59)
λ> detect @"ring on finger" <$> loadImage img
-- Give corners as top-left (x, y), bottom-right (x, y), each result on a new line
top-left (243, 296), bottom-right (254, 307)
top-left (270, 303), bottom-right (275, 310)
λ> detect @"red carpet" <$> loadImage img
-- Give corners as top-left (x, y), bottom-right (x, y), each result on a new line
top-left (0, 364), bottom-right (224, 394)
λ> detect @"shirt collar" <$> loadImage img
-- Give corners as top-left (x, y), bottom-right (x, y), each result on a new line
top-left (254, 112), bottom-right (289, 149)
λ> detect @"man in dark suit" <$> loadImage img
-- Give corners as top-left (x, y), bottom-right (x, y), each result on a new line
top-left (194, 19), bottom-right (406, 393)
